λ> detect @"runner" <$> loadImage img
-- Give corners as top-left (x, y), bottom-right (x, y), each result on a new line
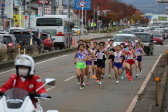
top-left (107, 39), bottom-right (115, 78)
top-left (96, 42), bottom-right (107, 85)
top-left (120, 43), bottom-right (127, 79)
top-left (132, 37), bottom-right (137, 48)
top-left (112, 45), bottom-right (124, 84)
top-left (74, 44), bottom-right (89, 89)
top-left (138, 38), bottom-right (144, 49)
top-left (92, 42), bottom-right (98, 79)
top-left (125, 45), bottom-right (137, 81)
top-left (85, 42), bottom-right (93, 85)
top-left (134, 42), bottom-right (145, 77)
top-left (124, 38), bottom-right (129, 46)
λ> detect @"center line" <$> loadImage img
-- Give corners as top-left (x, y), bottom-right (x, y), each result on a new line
top-left (64, 76), bottom-right (75, 81)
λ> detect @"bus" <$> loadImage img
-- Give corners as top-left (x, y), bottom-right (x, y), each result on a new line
top-left (35, 15), bottom-right (73, 49)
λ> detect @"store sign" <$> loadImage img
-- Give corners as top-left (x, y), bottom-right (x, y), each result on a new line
top-left (158, 16), bottom-right (167, 21)
top-left (45, 6), bottom-right (51, 15)
top-left (37, 0), bottom-right (49, 4)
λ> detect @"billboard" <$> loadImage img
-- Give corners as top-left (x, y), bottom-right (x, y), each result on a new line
top-left (158, 16), bottom-right (167, 21)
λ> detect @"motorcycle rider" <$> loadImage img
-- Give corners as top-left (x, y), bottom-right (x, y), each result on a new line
top-left (0, 54), bottom-right (48, 102)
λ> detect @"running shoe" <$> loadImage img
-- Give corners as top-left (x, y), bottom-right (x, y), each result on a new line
top-left (135, 74), bottom-right (139, 77)
top-left (98, 81), bottom-right (102, 85)
top-left (92, 75), bottom-right (97, 79)
top-left (120, 76), bottom-right (124, 80)
top-left (129, 77), bottom-right (133, 81)
top-left (77, 79), bottom-right (80, 84)
top-left (86, 81), bottom-right (90, 85)
top-left (96, 80), bottom-right (100, 83)
top-left (116, 81), bottom-right (119, 84)
top-left (108, 75), bottom-right (112, 78)
top-left (139, 70), bottom-right (142, 75)
top-left (80, 86), bottom-right (83, 90)
top-left (101, 75), bottom-right (104, 79)
top-left (82, 83), bottom-right (85, 87)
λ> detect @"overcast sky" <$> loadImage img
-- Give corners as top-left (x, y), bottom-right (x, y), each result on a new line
top-left (122, 0), bottom-right (168, 14)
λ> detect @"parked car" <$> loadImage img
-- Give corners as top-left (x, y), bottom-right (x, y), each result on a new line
top-left (9, 27), bottom-right (26, 34)
top-left (13, 31), bottom-right (39, 54)
top-left (134, 32), bottom-right (155, 55)
top-left (2, 34), bottom-right (18, 59)
top-left (72, 26), bottom-right (87, 34)
top-left (24, 30), bottom-right (44, 53)
top-left (41, 33), bottom-right (54, 51)
top-left (152, 33), bottom-right (164, 45)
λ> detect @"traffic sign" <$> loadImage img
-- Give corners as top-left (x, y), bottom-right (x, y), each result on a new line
top-left (79, 1), bottom-right (86, 7)
top-left (0, 3), bottom-right (5, 8)
top-left (74, 0), bottom-right (91, 10)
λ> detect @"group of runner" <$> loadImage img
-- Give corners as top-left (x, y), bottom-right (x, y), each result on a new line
top-left (74, 37), bottom-right (145, 90)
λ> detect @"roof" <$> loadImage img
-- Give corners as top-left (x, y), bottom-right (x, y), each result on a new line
top-left (115, 34), bottom-right (135, 36)
top-left (134, 32), bottom-right (152, 35)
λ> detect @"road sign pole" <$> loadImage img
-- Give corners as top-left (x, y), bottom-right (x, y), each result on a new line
top-left (82, 7), bottom-right (84, 39)
top-left (2, 8), bottom-right (4, 31)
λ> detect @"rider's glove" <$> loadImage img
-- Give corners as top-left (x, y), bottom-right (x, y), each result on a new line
top-left (0, 91), bottom-right (4, 97)
top-left (40, 93), bottom-right (49, 98)
top-left (29, 92), bottom-right (38, 100)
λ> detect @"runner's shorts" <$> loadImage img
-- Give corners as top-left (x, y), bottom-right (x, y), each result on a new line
top-left (94, 61), bottom-right (97, 65)
top-left (108, 55), bottom-right (114, 61)
top-left (86, 61), bottom-right (92, 65)
top-left (136, 56), bottom-right (142, 62)
top-left (76, 62), bottom-right (86, 69)
top-left (113, 62), bottom-right (122, 69)
top-left (126, 59), bottom-right (135, 65)
top-left (97, 61), bottom-right (105, 68)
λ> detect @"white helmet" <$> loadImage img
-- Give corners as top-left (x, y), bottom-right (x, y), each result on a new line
top-left (15, 54), bottom-right (35, 77)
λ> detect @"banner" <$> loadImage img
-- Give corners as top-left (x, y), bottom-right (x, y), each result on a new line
top-left (37, 0), bottom-right (49, 4)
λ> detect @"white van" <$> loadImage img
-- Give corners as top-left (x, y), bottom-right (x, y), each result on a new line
top-left (113, 34), bottom-right (136, 46)
top-left (9, 27), bottom-right (26, 34)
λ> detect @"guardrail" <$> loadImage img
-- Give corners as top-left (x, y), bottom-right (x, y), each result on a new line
top-left (0, 35), bottom-right (111, 71)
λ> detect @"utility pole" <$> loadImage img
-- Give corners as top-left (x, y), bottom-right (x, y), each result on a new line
top-left (97, 5), bottom-right (99, 31)
top-left (28, 0), bottom-right (31, 29)
top-left (85, 10), bottom-right (87, 30)
top-left (42, 0), bottom-right (45, 16)
top-left (67, 0), bottom-right (70, 18)
top-left (93, 5), bottom-right (95, 30)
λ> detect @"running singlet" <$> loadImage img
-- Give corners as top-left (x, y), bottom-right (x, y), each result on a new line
top-left (76, 51), bottom-right (87, 63)
top-left (114, 52), bottom-right (123, 63)
top-left (127, 50), bottom-right (134, 59)
top-left (108, 46), bottom-right (115, 53)
top-left (134, 47), bottom-right (142, 56)
top-left (96, 49), bottom-right (106, 62)
top-left (132, 41), bottom-right (136, 47)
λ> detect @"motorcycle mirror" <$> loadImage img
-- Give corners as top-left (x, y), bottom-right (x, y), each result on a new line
top-left (45, 78), bottom-right (56, 86)
top-left (47, 110), bottom-right (59, 112)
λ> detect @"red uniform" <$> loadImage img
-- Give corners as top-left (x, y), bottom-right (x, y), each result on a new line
top-left (0, 74), bottom-right (47, 94)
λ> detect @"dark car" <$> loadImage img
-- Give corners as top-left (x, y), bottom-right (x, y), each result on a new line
top-left (2, 34), bottom-right (18, 59)
top-left (134, 32), bottom-right (155, 55)
top-left (41, 33), bottom-right (54, 51)
top-left (24, 30), bottom-right (44, 53)
top-left (13, 31), bottom-right (39, 54)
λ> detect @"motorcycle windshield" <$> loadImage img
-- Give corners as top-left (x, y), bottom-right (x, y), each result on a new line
top-left (4, 88), bottom-right (29, 109)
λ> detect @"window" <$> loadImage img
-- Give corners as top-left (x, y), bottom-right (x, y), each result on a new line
top-left (113, 36), bottom-right (132, 42)
top-left (36, 18), bottom-right (62, 26)
top-left (135, 34), bottom-right (150, 42)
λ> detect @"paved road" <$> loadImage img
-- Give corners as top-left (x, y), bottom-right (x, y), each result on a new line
top-left (0, 39), bottom-right (168, 112)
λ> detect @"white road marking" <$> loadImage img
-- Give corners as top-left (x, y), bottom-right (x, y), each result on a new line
top-left (0, 55), bottom-right (67, 75)
top-left (156, 45), bottom-right (161, 46)
top-left (64, 76), bottom-right (76, 81)
top-left (125, 54), bottom-right (162, 112)
top-left (46, 86), bottom-right (56, 91)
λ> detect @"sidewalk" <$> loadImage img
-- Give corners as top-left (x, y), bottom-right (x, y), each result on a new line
top-left (132, 56), bottom-right (168, 112)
